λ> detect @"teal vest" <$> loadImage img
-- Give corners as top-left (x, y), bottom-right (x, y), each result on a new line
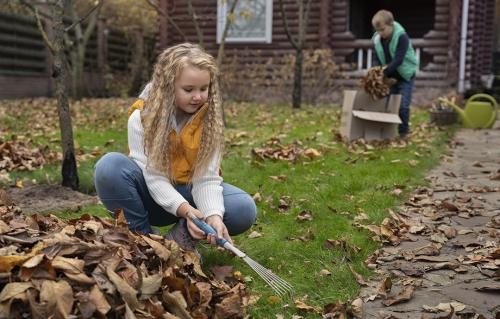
top-left (372, 21), bottom-right (418, 81)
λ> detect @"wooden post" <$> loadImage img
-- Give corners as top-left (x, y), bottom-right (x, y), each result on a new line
top-left (448, 0), bottom-right (461, 87)
top-left (97, 17), bottom-right (108, 95)
top-left (158, 0), bottom-right (168, 51)
top-left (318, 0), bottom-right (330, 48)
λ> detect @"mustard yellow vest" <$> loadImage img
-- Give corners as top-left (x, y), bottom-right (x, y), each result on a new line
top-left (128, 99), bottom-right (207, 184)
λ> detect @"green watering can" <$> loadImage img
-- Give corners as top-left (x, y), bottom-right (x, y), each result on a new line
top-left (438, 93), bottom-right (498, 129)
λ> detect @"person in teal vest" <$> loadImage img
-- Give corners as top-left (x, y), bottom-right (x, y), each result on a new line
top-left (372, 10), bottom-right (418, 137)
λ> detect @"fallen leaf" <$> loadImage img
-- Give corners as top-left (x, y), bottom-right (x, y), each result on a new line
top-left (297, 210), bottom-right (313, 221)
top-left (382, 286), bottom-right (414, 306)
top-left (0, 282), bottom-right (33, 302)
top-left (247, 231), bottom-right (262, 239)
top-left (318, 269), bottom-right (331, 276)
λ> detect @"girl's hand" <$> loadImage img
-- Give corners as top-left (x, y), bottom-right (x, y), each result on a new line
top-left (205, 215), bottom-right (232, 246)
top-left (177, 203), bottom-right (206, 239)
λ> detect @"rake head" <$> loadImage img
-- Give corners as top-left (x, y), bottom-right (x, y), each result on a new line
top-left (242, 256), bottom-right (294, 298)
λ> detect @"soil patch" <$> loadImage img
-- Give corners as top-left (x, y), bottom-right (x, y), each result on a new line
top-left (4, 184), bottom-right (98, 215)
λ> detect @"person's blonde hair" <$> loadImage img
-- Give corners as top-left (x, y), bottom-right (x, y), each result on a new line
top-left (141, 43), bottom-right (224, 182)
top-left (372, 10), bottom-right (394, 29)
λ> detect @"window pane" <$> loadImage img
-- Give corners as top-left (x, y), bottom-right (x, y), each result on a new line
top-left (227, 0), bottom-right (267, 39)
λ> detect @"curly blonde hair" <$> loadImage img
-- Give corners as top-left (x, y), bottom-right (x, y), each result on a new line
top-left (141, 43), bottom-right (224, 182)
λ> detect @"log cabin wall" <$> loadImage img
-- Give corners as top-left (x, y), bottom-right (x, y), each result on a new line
top-left (157, 0), bottom-right (496, 100)
top-left (159, 0), bottom-right (326, 62)
top-left (466, 0), bottom-right (495, 90)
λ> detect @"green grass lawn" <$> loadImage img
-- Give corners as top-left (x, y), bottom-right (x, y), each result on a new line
top-left (0, 98), bottom-right (454, 317)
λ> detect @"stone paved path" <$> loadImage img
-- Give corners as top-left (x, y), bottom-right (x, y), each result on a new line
top-left (357, 124), bottom-right (500, 318)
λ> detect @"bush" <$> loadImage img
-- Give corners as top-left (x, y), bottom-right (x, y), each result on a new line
top-left (220, 48), bottom-right (343, 105)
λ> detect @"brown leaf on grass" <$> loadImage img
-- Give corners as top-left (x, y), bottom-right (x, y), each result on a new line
top-left (348, 265), bottom-right (368, 286)
top-left (382, 286), bottom-right (414, 306)
top-left (318, 269), bottom-right (331, 276)
top-left (288, 228), bottom-right (315, 242)
top-left (323, 301), bottom-right (346, 318)
top-left (247, 231), bottom-right (262, 239)
top-left (278, 196), bottom-right (291, 212)
top-left (297, 210), bottom-right (313, 221)
top-left (304, 148), bottom-right (321, 159)
top-left (269, 175), bottom-right (287, 182)
top-left (252, 192), bottom-right (262, 202)
top-left (294, 299), bottom-right (321, 313)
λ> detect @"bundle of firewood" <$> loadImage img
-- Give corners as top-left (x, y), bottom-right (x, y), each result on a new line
top-left (359, 66), bottom-right (394, 100)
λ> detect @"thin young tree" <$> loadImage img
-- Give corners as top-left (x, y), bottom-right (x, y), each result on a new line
top-left (64, 0), bottom-right (103, 99)
top-left (19, 0), bottom-right (101, 189)
top-left (216, 0), bottom-right (239, 67)
top-left (279, 0), bottom-right (312, 108)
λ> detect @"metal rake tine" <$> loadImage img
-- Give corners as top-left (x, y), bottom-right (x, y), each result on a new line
top-left (246, 258), bottom-right (294, 297)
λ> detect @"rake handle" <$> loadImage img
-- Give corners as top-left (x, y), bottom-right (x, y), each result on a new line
top-left (187, 212), bottom-right (228, 247)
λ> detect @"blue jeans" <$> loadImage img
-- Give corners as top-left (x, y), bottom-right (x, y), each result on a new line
top-left (94, 152), bottom-right (257, 235)
top-left (390, 76), bottom-right (415, 135)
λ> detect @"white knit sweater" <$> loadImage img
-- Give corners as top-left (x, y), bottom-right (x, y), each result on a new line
top-left (128, 109), bottom-right (224, 218)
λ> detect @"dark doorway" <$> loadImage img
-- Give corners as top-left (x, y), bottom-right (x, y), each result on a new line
top-left (349, 0), bottom-right (435, 39)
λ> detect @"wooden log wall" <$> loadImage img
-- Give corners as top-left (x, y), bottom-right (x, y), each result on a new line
top-left (0, 11), bottom-right (137, 98)
top-left (160, 0), bottom-right (323, 64)
top-left (466, 0), bottom-right (495, 89)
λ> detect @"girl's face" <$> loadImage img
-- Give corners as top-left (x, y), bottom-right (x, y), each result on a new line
top-left (174, 65), bottom-right (210, 114)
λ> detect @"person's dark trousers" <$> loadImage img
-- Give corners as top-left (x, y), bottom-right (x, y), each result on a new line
top-left (94, 152), bottom-right (257, 235)
top-left (390, 75), bottom-right (415, 136)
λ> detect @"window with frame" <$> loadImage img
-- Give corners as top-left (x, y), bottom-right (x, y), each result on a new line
top-left (217, 0), bottom-right (273, 43)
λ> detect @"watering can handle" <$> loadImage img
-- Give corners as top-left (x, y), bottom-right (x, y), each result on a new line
top-left (468, 94), bottom-right (498, 109)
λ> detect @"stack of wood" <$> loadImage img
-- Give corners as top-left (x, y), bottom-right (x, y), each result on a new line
top-left (359, 66), bottom-right (393, 100)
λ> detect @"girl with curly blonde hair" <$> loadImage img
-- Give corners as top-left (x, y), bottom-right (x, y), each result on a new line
top-left (94, 43), bottom-right (257, 252)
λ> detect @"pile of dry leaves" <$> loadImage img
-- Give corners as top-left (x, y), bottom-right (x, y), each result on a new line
top-left (0, 137), bottom-right (55, 172)
top-left (0, 196), bottom-right (250, 319)
top-left (251, 138), bottom-right (321, 162)
top-left (359, 66), bottom-right (396, 100)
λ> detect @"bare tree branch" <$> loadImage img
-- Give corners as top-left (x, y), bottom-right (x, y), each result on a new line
top-left (64, 0), bottom-right (102, 33)
top-left (187, 0), bottom-right (203, 46)
top-left (217, 0), bottom-right (239, 67)
top-left (279, 0), bottom-right (298, 50)
top-left (144, 0), bottom-right (164, 15)
top-left (82, 1), bottom-right (103, 44)
top-left (19, 0), bottom-right (56, 53)
top-left (144, 0), bottom-right (187, 41)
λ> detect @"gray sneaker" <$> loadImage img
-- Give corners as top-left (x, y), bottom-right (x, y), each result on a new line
top-left (164, 218), bottom-right (198, 251)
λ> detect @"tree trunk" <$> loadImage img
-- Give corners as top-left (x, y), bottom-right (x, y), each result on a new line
top-left (292, 49), bottom-right (303, 109)
top-left (129, 27), bottom-right (145, 96)
top-left (53, 1), bottom-right (79, 190)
